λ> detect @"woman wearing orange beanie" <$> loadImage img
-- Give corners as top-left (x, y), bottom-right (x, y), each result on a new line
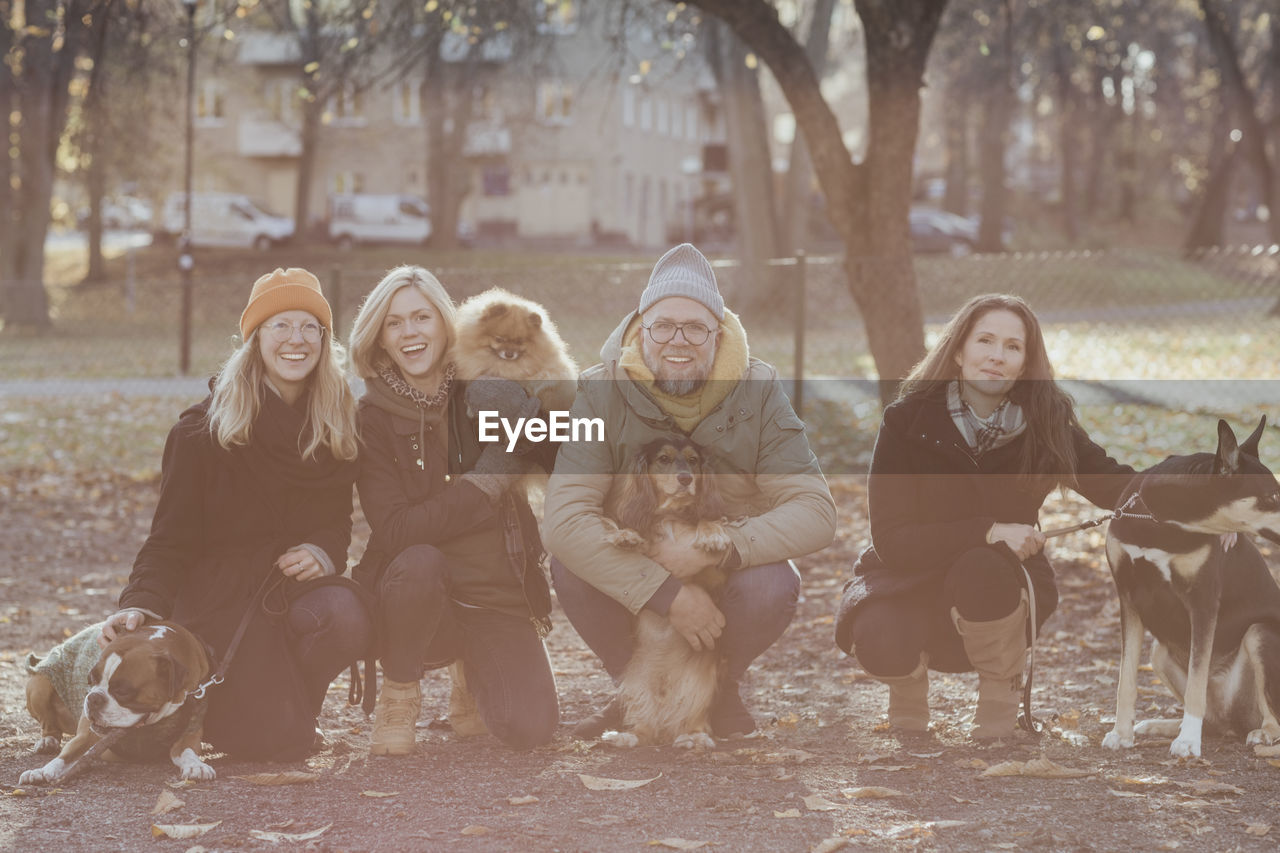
top-left (102, 268), bottom-right (372, 761)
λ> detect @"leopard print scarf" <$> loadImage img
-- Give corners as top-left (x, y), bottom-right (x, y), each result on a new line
top-left (376, 361), bottom-right (456, 412)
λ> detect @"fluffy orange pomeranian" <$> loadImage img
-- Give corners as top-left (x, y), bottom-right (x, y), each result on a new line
top-left (452, 287), bottom-right (579, 415)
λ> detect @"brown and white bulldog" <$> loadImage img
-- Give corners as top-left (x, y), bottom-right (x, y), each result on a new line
top-left (21, 620), bottom-right (215, 785)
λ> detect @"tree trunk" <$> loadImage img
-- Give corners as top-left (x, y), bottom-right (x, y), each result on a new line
top-left (1054, 43), bottom-right (1078, 243)
top-left (941, 82), bottom-right (968, 217)
top-left (779, 0), bottom-right (837, 256)
top-left (1082, 68), bottom-right (1118, 217)
top-left (82, 9), bottom-right (113, 283)
top-left (423, 46), bottom-right (471, 251)
top-left (1183, 102), bottom-right (1235, 252)
top-left (295, 96), bottom-right (322, 240)
top-left (0, 11), bottom-right (16, 286)
top-left (679, 0), bottom-right (945, 401)
top-left (976, 0), bottom-right (1011, 253)
top-left (706, 20), bottom-right (781, 317)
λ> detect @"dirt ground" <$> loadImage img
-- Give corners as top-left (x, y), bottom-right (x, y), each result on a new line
top-left (3, 469), bottom-right (1280, 852)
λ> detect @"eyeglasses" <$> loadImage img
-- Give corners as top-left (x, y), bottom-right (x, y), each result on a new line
top-left (641, 321), bottom-right (717, 346)
top-left (263, 320), bottom-right (325, 343)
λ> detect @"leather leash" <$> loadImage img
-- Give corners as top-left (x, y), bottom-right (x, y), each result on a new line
top-left (191, 572), bottom-right (282, 700)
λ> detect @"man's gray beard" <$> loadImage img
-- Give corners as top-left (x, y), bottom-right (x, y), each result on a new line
top-left (654, 376), bottom-right (705, 396)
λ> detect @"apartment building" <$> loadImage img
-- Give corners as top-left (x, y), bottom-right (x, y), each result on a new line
top-left (183, 2), bottom-right (726, 248)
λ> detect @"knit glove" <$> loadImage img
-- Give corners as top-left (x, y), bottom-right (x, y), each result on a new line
top-left (465, 378), bottom-right (541, 421)
top-left (462, 444), bottom-right (529, 501)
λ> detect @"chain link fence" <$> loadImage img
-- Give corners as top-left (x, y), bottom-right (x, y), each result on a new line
top-left (3, 246), bottom-right (1279, 414)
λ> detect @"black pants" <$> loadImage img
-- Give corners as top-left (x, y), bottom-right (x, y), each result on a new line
top-left (378, 545), bottom-right (559, 749)
top-left (847, 546), bottom-right (1047, 678)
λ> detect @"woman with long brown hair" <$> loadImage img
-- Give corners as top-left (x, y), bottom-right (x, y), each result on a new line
top-left (836, 293), bottom-right (1133, 740)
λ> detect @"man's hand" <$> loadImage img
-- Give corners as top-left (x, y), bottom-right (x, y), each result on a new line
top-left (99, 609), bottom-right (147, 648)
top-left (666, 584), bottom-right (725, 651)
top-left (648, 523), bottom-right (724, 580)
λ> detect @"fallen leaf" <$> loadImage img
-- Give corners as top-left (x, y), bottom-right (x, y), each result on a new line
top-left (1108, 789), bottom-right (1145, 798)
top-left (802, 794), bottom-right (840, 811)
top-left (907, 751), bottom-right (944, 759)
top-left (841, 786), bottom-right (905, 799)
top-left (460, 825), bottom-right (492, 836)
top-left (361, 790), bottom-right (400, 798)
top-left (1109, 775), bottom-right (1170, 787)
top-left (648, 839), bottom-right (708, 850)
top-left (955, 758), bottom-right (989, 770)
top-left (759, 748), bottom-right (816, 764)
top-left (1245, 824), bottom-right (1271, 837)
top-left (774, 808), bottom-right (802, 818)
top-left (863, 765), bottom-right (914, 772)
top-left (578, 773), bottom-right (662, 791)
top-left (509, 795), bottom-right (539, 805)
top-left (980, 757), bottom-right (1093, 779)
top-left (150, 790), bottom-right (184, 816)
top-left (150, 822), bottom-right (220, 840)
top-left (1172, 780), bottom-right (1243, 796)
top-left (810, 838), bottom-right (848, 853)
top-left (166, 779), bottom-right (198, 789)
top-left (249, 823), bottom-right (332, 843)
top-left (232, 771), bottom-right (319, 785)
top-left (1254, 743), bottom-right (1280, 757)
top-left (951, 795), bottom-right (977, 805)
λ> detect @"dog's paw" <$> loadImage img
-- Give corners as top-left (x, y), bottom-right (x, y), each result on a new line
top-left (32, 736), bottom-right (60, 755)
top-left (601, 731), bottom-right (639, 748)
top-left (1169, 736), bottom-right (1201, 758)
top-left (1246, 727), bottom-right (1279, 747)
top-left (1101, 729), bottom-right (1133, 750)
top-left (174, 748), bottom-right (215, 781)
top-left (673, 732), bottom-right (715, 750)
top-left (19, 758), bottom-right (65, 786)
top-left (606, 529), bottom-right (647, 550)
top-left (692, 523), bottom-right (732, 553)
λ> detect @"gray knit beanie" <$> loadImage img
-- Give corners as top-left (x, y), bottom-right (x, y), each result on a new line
top-left (638, 243), bottom-right (724, 321)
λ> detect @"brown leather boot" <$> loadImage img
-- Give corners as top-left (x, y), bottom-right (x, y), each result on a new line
top-left (876, 655), bottom-right (929, 732)
top-left (448, 661), bottom-right (487, 737)
top-left (370, 678), bottom-right (421, 756)
top-left (953, 593), bottom-right (1028, 740)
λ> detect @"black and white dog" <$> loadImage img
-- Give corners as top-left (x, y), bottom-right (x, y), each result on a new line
top-left (1102, 417), bottom-right (1280, 758)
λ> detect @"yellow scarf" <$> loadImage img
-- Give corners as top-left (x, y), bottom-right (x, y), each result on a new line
top-left (618, 309), bottom-right (749, 433)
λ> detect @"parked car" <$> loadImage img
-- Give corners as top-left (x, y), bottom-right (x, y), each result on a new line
top-left (160, 192), bottom-right (294, 250)
top-left (77, 195), bottom-right (153, 231)
top-left (909, 206), bottom-right (978, 256)
top-left (328, 193), bottom-right (432, 248)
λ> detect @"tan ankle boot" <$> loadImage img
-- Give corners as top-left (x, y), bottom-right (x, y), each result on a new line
top-left (448, 661), bottom-right (487, 737)
top-left (876, 655), bottom-right (929, 731)
top-left (953, 593), bottom-right (1028, 740)
top-left (370, 678), bottom-right (421, 755)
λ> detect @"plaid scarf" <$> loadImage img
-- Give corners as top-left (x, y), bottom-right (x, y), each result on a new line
top-left (947, 380), bottom-right (1026, 457)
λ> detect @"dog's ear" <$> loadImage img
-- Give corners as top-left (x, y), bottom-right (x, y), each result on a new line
top-left (1240, 416), bottom-right (1267, 460)
top-left (480, 302), bottom-right (508, 322)
top-left (614, 451), bottom-right (658, 533)
top-left (695, 452), bottom-right (729, 520)
top-left (1215, 419), bottom-right (1241, 475)
top-left (154, 654), bottom-right (189, 699)
top-left (526, 311), bottom-right (543, 331)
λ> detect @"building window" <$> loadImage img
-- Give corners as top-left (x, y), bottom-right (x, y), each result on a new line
top-left (639, 95), bottom-right (652, 132)
top-left (622, 85), bottom-right (635, 128)
top-left (536, 80), bottom-right (574, 125)
top-left (656, 97), bottom-right (669, 136)
top-left (195, 80), bottom-right (226, 126)
top-left (326, 84), bottom-right (365, 126)
top-left (332, 171), bottom-right (365, 195)
top-left (393, 80), bottom-right (421, 125)
top-left (537, 0), bottom-right (577, 35)
top-left (264, 79), bottom-right (297, 124)
top-left (483, 165), bottom-right (511, 196)
top-left (685, 104), bottom-right (699, 142)
top-left (671, 100), bottom-right (683, 139)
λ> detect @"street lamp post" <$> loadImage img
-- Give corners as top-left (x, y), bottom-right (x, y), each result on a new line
top-left (179, 0), bottom-right (198, 375)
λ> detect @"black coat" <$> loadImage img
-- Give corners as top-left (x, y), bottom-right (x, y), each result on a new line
top-left (353, 384), bottom-right (552, 624)
top-left (837, 387), bottom-right (1133, 651)
top-left (121, 391), bottom-right (355, 653)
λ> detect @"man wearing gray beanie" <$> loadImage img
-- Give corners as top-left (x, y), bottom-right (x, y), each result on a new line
top-left (545, 242), bottom-right (837, 741)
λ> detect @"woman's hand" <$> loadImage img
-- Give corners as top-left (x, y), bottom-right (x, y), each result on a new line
top-left (649, 522), bottom-right (723, 579)
top-left (99, 608), bottom-right (148, 648)
top-left (276, 546), bottom-right (324, 582)
top-left (987, 522), bottom-right (1046, 561)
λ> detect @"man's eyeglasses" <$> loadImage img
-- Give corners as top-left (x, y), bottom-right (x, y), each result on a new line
top-left (263, 320), bottom-right (325, 343)
top-left (641, 321), bottom-right (717, 346)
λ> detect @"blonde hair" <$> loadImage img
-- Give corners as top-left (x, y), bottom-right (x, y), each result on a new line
top-left (348, 265), bottom-right (458, 379)
top-left (207, 326), bottom-right (359, 462)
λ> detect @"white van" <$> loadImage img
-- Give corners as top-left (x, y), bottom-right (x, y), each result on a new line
top-left (328, 194), bottom-right (432, 248)
top-left (160, 192), bottom-right (295, 250)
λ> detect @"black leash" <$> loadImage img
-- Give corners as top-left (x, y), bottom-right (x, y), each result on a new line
top-left (190, 572), bottom-right (282, 700)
